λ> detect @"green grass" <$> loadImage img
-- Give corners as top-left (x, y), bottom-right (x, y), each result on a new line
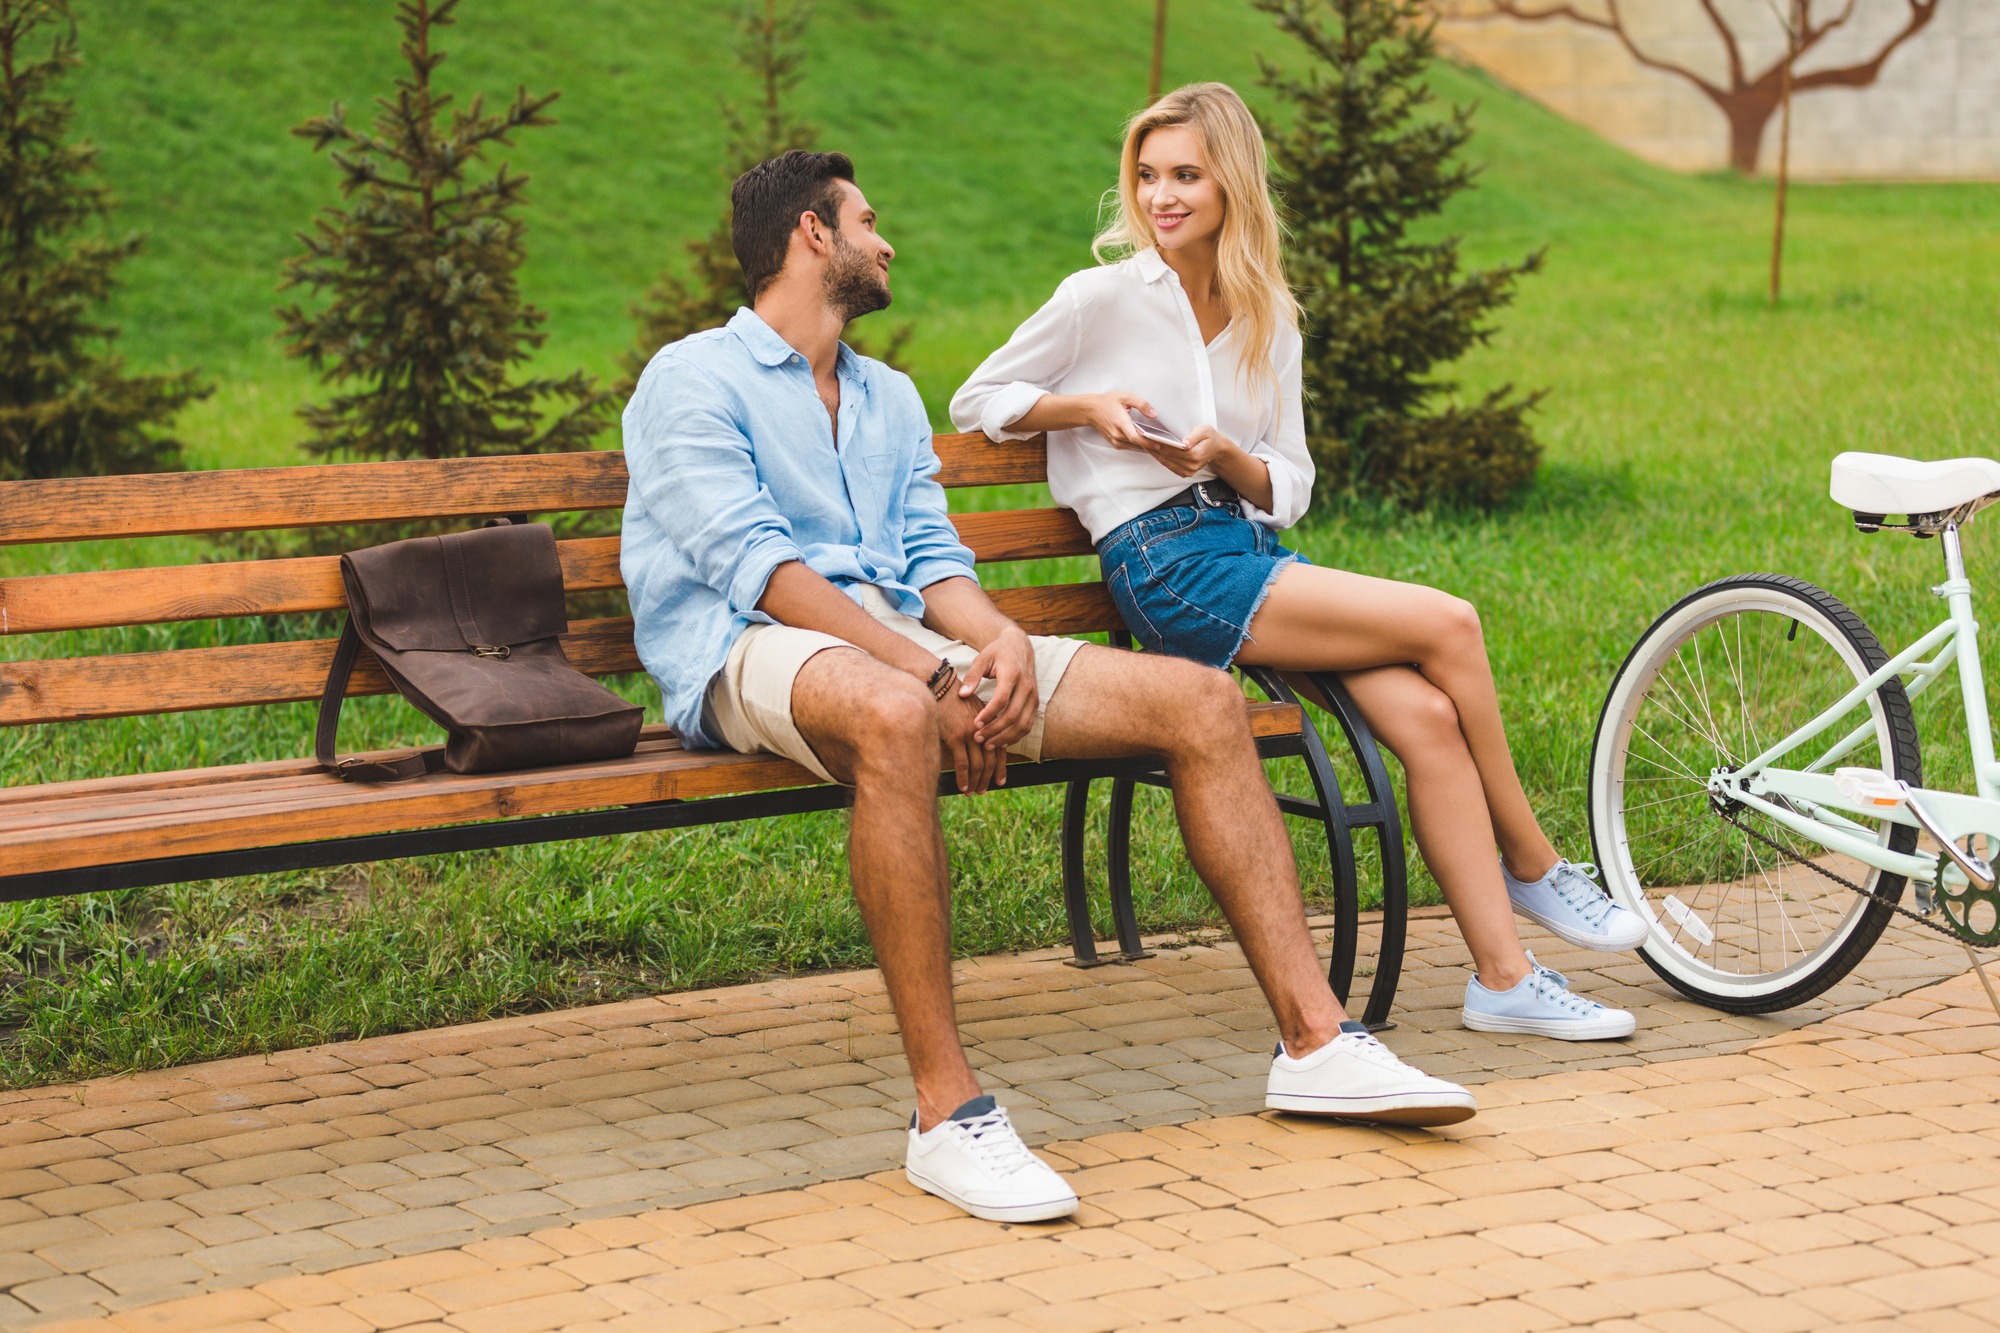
top-left (4, 0), bottom-right (1997, 1087)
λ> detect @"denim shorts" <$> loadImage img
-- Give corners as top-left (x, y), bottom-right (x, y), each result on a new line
top-left (1096, 501), bottom-right (1308, 668)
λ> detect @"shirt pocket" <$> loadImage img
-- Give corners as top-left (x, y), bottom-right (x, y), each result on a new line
top-left (855, 449), bottom-right (901, 477)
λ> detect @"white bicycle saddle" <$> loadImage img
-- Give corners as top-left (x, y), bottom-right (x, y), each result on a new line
top-left (1829, 451), bottom-right (2000, 517)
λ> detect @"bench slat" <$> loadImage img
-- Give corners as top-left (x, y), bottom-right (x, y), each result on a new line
top-left (0, 618), bottom-right (643, 725)
top-left (933, 433), bottom-right (1047, 489)
top-left (951, 508), bottom-right (1091, 564)
top-left (0, 453), bottom-right (633, 547)
top-left (0, 587), bottom-right (1114, 724)
top-left (986, 582), bottom-right (1121, 636)
top-left (0, 703), bottom-right (1306, 877)
top-left (0, 538), bottom-right (628, 636)
top-left (2, 513), bottom-right (1090, 636)
top-left (0, 434), bottom-right (1042, 547)
top-left (0, 724), bottom-right (683, 810)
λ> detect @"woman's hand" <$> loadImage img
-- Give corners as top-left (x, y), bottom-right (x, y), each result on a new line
top-left (1008, 390), bottom-right (1161, 449)
top-left (1077, 391), bottom-right (1161, 451)
top-left (1135, 423), bottom-right (1238, 479)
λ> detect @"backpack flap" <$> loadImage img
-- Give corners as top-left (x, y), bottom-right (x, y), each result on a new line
top-left (320, 522), bottom-right (642, 780)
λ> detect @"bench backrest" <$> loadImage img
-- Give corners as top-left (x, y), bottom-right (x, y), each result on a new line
top-left (0, 435), bottom-right (1115, 728)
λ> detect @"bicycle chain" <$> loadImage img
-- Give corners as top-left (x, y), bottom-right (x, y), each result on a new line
top-left (1715, 806), bottom-right (1970, 943)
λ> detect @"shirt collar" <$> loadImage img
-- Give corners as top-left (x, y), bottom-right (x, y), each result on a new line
top-left (727, 305), bottom-right (869, 389)
top-left (1132, 246), bottom-right (1174, 284)
top-left (727, 306), bottom-right (799, 367)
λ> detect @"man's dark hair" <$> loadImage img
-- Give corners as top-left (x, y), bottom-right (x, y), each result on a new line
top-left (731, 150), bottom-right (855, 302)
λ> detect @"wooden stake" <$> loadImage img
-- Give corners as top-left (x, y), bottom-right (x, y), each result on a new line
top-left (1966, 942), bottom-right (2000, 1025)
top-left (1149, 0), bottom-right (1168, 104)
top-left (1769, 0), bottom-right (1801, 306)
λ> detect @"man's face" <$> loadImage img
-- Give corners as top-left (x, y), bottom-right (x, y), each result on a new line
top-left (821, 180), bottom-right (894, 322)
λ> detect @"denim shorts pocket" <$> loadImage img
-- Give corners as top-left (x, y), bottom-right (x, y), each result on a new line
top-left (1105, 560), bottom-right (1165, 655)
top-left (1133, 508), bottom-right (1198, 550)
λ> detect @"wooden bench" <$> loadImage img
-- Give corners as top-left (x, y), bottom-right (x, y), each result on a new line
top-left (0, 436), bottom-right (1411, 1026)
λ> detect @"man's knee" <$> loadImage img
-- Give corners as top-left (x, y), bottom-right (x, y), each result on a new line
top-left (852, 673), bottom-right (939, 764)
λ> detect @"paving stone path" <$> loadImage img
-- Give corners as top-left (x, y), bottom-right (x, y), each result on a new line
top-left (0, 908), bottom-right (1986, 1332)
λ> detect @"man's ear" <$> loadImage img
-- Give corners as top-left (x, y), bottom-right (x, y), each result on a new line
top-left (797, 209), bottom-right (834, 259)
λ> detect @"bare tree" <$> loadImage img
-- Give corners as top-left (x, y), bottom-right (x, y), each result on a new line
top-left (1464, 0), bottom-right (1939, 173)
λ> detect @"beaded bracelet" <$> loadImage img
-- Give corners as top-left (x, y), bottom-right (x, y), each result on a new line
top-left (927, 658), bottom-right (958, 702)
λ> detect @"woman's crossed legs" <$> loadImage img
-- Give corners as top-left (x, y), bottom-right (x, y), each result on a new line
top-left (1235, 561), bottom-right (1558, 992)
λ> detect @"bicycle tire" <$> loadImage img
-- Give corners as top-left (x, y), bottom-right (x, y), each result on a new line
top-left (1588, 573), bottom-right (1922, 1013)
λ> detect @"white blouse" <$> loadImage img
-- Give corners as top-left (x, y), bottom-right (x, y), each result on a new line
top-left (950, 247), bottom-right (1312, 545)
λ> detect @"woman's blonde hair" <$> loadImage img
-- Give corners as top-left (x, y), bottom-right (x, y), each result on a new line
top-left (1092, 82), bottom-right (1299, 396)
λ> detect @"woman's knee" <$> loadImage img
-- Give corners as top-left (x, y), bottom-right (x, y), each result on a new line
top-left (1367, 673), bottom-right (1462, 757)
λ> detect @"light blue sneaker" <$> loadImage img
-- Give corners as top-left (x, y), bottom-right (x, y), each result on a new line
top-left (1502, 858), bottom-right (1648, 951)
top-left (1464, 953), bottom-right (1637, 1040)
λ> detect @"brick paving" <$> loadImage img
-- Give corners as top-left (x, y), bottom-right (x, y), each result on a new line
top-left (0, 907), bottom-right (1989, 1332)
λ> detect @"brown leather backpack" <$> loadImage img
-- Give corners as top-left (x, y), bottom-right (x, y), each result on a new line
top-left (316, 521), bottom-right (643, 782)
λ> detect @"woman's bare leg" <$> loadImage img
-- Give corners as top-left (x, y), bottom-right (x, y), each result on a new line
top-left (1327, 665), bottom-right (1531, 991)
top-left (1235, 562), bottom-right (1558, 882)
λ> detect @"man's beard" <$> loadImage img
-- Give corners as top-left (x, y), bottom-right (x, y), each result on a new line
top-left (823, 236), bottom-right (891, 323)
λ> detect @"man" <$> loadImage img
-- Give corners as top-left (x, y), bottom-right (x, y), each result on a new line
top-left (621, 150), bottom-right (1474, 1224)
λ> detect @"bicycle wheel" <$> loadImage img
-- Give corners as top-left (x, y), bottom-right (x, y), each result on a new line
top-left (1589, 573), bottom-right (1922, 1012)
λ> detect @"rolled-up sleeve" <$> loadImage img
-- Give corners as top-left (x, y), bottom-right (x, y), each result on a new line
top-left (901, 435), bottom-right (979, 593)
top-left (1236, 331), bottom-right (1314, 531)
top-left (949, 278), bottom-right (1080, 441)
top-left (625, 357), bottom-right (803, 617)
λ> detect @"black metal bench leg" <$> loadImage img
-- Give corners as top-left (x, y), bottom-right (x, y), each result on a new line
top-left (1060, 779), bottom-right (1101, 966)
top-left (1306, 671), bottom-right (1408, 1031)
top-left (1104, 777), bottom-right (1155, 961)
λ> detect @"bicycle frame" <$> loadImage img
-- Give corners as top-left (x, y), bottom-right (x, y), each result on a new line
top-left (1705, 521), bottom-right (2000, 888)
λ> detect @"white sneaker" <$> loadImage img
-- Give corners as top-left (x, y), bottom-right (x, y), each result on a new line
top-left (905, 1095), bottom-right (1077, 1223)
top-left (1503, 858), bottom-right (1649, 951)
top-left (1265, 1022), bottom-right (1477, 1126)
top-left (1464, 952), bottom-right (1638, 1040)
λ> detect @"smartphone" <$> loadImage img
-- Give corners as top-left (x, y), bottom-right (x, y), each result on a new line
top-left (1128, 409), bottom-right (1187, 449)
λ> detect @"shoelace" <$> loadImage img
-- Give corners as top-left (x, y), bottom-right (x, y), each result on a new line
top-left (1550, 861), bottom-right (1619, 928)
top-left (1331, 1030), bottom-right (1410, 1070)
top-left (946, 1106), bottom-right (1041, 1176)
top-left (1525, 958), bottom-right (1599, 1015)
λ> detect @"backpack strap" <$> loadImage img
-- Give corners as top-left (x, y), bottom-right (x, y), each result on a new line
top-left (315, 617), bottom-right (446, 783)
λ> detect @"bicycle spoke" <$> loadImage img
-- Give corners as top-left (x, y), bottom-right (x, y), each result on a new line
top-left (1598, 580), bottom-right (1914, 1008)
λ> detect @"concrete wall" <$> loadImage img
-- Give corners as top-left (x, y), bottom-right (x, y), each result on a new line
top-left (1428, 1), bottom-right (2000, 179)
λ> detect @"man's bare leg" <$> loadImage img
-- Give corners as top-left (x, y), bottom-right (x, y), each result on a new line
top-left (789, 646), bottom-right (979, 1131)
top-left (1037, 646), bottom-right (1348, 1058)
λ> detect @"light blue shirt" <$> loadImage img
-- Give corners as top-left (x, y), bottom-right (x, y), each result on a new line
top-left (620, 308), bottom-right (978, 749)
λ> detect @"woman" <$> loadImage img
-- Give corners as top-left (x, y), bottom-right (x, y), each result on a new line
top-left (952, 82), bottom-right (1645, 1043)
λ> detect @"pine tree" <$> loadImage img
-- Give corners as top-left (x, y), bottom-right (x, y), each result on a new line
top-left (279, 0), bottom-right (611, 463)
top-left (617, 0), bottom-right (907, 398)
top-left (0, 0), bottom-right (208, 482)
top-left (1255, 0), bottom-right (1543, 510)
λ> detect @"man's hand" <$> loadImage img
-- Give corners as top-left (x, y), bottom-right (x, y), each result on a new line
top-left (936, 679), bottom-right (1001, 795)
top-left (956, 627), bottom-right (1038, 786)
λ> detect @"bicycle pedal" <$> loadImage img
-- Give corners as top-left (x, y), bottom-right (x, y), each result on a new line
top-left (1835, 767), bottom-right (1910, 808)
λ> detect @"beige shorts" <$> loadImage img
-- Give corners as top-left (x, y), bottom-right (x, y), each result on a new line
top-left (703, 584), bottom-right (1086, 784)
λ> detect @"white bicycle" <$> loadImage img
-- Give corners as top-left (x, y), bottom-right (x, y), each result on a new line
top-left (1590, 452), bottom-right (2000, 1012)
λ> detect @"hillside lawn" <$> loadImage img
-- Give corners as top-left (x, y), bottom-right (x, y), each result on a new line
top-left (2, 0), bottom-right (1995, 1085)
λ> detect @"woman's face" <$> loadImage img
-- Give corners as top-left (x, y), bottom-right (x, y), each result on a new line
top-left (1135, 125), bottom-right (1224, 253)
